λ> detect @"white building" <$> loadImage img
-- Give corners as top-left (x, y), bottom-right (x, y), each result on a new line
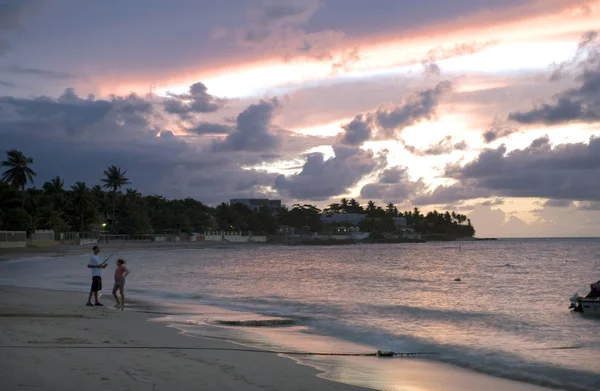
top-left (320, 213), bottom-right (367, 226)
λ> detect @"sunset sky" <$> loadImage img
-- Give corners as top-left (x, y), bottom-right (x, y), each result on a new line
top-left (1, 0), bottom-right (600, 237)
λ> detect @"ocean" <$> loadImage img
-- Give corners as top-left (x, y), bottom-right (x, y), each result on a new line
top-left (1, 238), bottom-right (599, 391)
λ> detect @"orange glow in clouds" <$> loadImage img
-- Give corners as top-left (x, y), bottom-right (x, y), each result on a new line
top-left (96, 0), bottom-right (600, 99)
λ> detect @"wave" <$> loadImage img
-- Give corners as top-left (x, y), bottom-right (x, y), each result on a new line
top-left (299, 317), bottom-right (599, 391)
top-left (173, 294), bottom-right (533, 337)
top-left (138, 291), bottom-right (599, 391)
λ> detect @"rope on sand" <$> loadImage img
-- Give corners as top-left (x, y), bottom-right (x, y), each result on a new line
top-left (0, 345), bottom-right (436, 357)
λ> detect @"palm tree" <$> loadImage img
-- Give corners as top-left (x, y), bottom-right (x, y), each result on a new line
top-left (349, 198), bottom-right (361, 213)
top-left (366, 200), bottom-right (376, 214)
top-left (386, 202), bottom-right (397, 216)
top-left (324, 203), bottom-right (341, 214)
top-left (43, 176), bottom-right (64, 194)
top-left (100, 165), bottom-right (130, 229)
top-left (70, 182), bottom-right (93, 231)
top-left (1, 149), bottom-right (36, 208)
top-left (340, 198), bottom-right (349, 213)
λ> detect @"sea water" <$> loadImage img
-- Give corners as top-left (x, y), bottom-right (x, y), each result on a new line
top-left (1, 238), bottom-right (599, 390)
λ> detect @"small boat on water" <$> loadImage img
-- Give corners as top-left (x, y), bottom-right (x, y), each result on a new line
top-left (569, 280), bottom-right (600, 315)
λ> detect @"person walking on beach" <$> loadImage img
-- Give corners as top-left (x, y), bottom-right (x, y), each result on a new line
top-left (112, 259), bottom-right (129, 310)
top-left (86, 245), bottom-right (107, 306)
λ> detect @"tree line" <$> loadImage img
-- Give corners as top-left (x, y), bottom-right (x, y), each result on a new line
top-left (0, 149), bottom-right (475, 238)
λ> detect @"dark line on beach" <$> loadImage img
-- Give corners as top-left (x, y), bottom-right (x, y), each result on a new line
top-left (0, 345), bottom-right (436, 357)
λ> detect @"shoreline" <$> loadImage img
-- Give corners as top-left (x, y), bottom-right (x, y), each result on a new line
top-left (0, 235), bottom-right (496, 261)
top-left (0, 282), bottom-right (558, 391)
top-left (0, 285), bottom-right (371, 391)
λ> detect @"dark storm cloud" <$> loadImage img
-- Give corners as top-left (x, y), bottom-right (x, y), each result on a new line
top-left (402, 136), bottom-right (468, 156)
top-left (337, 81), bottom-right (453, 145)
top-left (508, 31), bottom-right (600, 125)
top-left (0, 88), bottom-right (286, 204)
top-left (416, 135), bottom-right (600, 205)
top-left (164, 82), bottom-right (223, 118)
top-left (360, 166), bottom-right (425, 202)
top-left (212, 98), bottom-right (281, 152)
top-left (274, 145), bottom-right (386, 200)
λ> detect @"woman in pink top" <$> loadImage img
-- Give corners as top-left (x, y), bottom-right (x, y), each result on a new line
top-left (112, 259), bottom-right (130, 310)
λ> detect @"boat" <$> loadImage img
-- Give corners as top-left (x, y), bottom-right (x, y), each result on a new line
top-left (569, 280), bottom-right (600, 315)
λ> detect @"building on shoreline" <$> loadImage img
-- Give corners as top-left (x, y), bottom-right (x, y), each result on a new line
top-left (230, 198), bottom-right (282, 212)
top-left (320, 213), bottom-right (367, 226)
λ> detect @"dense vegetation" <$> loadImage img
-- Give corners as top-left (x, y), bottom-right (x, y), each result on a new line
top-left (0, 150), bottom-right (475, 238)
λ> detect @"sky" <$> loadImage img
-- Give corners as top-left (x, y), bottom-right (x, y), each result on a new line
top-left (1, 0), bottom-right (600, 238)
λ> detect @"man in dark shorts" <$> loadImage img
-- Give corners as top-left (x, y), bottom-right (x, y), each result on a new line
top-left (86, 245), bottom-right (107, 306)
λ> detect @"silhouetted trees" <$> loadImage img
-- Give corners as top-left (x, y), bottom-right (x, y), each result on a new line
top-left (0, 150), bottom-right (476, 238)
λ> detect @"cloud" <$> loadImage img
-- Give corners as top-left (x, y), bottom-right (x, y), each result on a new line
top-left (482, 118), bottom-right (519, 143)
top-left (421, 39), bottom-right (499, 76)
top-left (376, 81), bottom-right (453, 134)
top-left (274, 145), bottom-right (386, 200)
top-left (549, 31), bottom-right (599, 81)
top-left (238, 0), bottom-right (347, 61)
top-left (543, 199), bottom-right (574, 208)
top-left (331, 47), bottom-right (361, 74)
top-left (508, 31), bottom-right (600, 126)
top-left (337, 81), bottom-right (453, 145)
top-left (0, 88), bottom-right (293, 204)
top-left (2, 66), bottom-right (77, 80)
top-left (418, 135), bottom-right (600, 205)
top-left (577, 201), bottom-right (600, 210)
top-left (480, 198), bottom-right (505, 207)
top-left (412, 185), bottom-right (491, 206)
top-left (212, 98), bottom-right (281, 152)
top-left (186, 122), bottom-right (232, 135)
top-left (338, 114), bottom-right (373, 145)
top-left (466, 205), bottom-right (532, 238)
top-left (164, 82), bottom-right (223, 118)
top-left (0, 80), bottom-right (17, 88)
top-left (467, 200), bottom-right (600, 238)
top-left (403, 135), bottom-right (468, 156)
top-left (360, 166), bottom-right (426, 202)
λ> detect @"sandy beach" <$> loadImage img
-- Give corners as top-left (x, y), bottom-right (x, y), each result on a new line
top-left (0, 285), bottom-right (370, 391)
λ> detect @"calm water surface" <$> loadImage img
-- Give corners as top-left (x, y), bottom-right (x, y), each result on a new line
top-left (1, 238), bottom-right (599, 390)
